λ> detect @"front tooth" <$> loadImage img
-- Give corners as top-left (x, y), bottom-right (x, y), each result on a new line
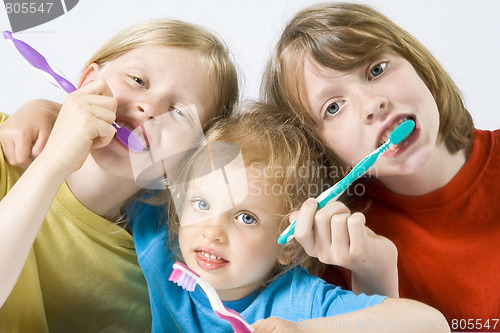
top-left (201, 251), bottom-right (221, 260)
top-left (380, 134), bottom-right (389, 146)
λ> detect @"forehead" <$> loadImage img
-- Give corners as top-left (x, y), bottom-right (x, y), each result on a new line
top-left (186, 163), bottom-right (284, 215)
top-left (302, 54), bottom-right (349, 81)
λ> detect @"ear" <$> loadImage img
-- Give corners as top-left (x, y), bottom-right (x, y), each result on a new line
top-left (278, 244), bottom-right (295, 266)
top-left (77, 63), bottom-right (100, 89)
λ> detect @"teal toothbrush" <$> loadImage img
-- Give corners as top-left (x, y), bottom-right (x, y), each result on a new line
top-left (278, 119), bottom-right (415, 245)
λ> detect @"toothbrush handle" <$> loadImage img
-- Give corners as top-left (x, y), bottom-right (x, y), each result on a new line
top-left (4, 31), bottom-right (145, 153)
top-left (198, 279), bottom-right (254, 332)
top-left (277, 145), bottom-right (385, 245)
top-left (215, 309), bottom-right (254, 333)
top-left (3, 31), bottom-right (77, 93)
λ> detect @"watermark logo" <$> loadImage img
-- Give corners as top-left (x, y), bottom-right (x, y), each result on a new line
top-left (3, 0), bottom-right (79, 32)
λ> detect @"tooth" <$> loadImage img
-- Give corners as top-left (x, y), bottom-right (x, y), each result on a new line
top-left (210, 254), bottom-right (216, 260)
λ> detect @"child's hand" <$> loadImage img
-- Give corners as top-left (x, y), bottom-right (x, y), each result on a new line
top-left (0, 99), bottom-right (59, 169)
top-left (293, 199), bottom-right (399, 297)
top-left (39, 79), bottom-right (117, 176)
top-left (252, 317), bottom-right (301, 332)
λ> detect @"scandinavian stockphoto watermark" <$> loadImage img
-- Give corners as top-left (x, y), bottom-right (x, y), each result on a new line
top-left (3, 0), bottom-right (79, 32)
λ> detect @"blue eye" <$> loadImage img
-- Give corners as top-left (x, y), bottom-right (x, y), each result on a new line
top-left (324, 100), bottom-right (346, 117)
top-left (193, 199), bottom-right (210, 211)
top-left (236, 213), bottom-right (257, 225)
top-left (326, 102), bottom-right (341, 116)
top-left (133, 77), bottom-right (145, 86)
top-left (173, 108), bottom-right (185, 117)
top-left (369, 62), bottom-right (387, 79)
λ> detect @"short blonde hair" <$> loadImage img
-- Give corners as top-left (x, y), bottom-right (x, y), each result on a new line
top-left (168, 102), bottom-right (333, 278)
top-left (85, 19), bottom-right (239, 123)
top-left (263, 2), bottom-right (474, 155)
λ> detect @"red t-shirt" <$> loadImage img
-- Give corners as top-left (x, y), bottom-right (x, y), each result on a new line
top-left (322, 129), bottom-right (500, 331)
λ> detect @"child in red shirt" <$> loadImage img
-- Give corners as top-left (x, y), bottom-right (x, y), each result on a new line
top-left (263, 2), bottom-right (499, 331)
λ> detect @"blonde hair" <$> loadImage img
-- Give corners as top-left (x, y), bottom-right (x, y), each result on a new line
top-left (167, 102), bottom-right (333, 278)
top-left (263, 2), bottom-right (474, 155)
top-left (84, 19), bottom-right (239, 123)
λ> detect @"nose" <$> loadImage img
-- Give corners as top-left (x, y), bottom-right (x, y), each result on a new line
top-left (201, 215), bottom-right (228, 244)
top-left (135, 96), bottom-right (167, 119)
top-left (136, 102), bottom-right (160, 119)
top-left (357, 87), bottom-right (390, 123)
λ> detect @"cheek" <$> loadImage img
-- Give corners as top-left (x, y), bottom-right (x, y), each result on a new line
top-left (177, 228), bottom-right (191, 257)
top-left (236, 232), bottom-right (281, 267)
top-left (319, 123), bottom-right (363, 166)
top-left (102, 78), bottom-right (132, 105)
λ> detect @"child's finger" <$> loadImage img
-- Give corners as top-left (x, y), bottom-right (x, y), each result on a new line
top-left (30, 129), bottom-right (50, 158)
top-left (91, 105), bottom-right (118, 129)
top-left (86, 96), bottom-right (118, 123)
top-left (93, 119), bottom-right (118, 148)
top-left (345, 212), bottom-right (368, 254)
top-left (0, 139), bottom-right (17, 166)
top-left (312, 201), bottom-right (350, 252)
top-left (13, 134), bottom-right (34, 168)
top-left (0, 125), bottom-right (27, 167)
top-left (316, 200), bottom-right (351, 220)
top-left (78, 78), bottom-right (114, 97)
top-left (79, 112), bottom-right (116, 147)
top-left (294, 198), bottom-right (319, 254)
top-left (289, 209), bottom-right (299, 223)
top-left (64, 93), bottom-right (117, 123)
top-left (329, 213), bottom-right (351, 259)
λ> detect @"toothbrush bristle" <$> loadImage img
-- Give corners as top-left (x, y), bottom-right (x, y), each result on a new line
top-left (168, 268), bottom-right (182, 282)
top-left (169, 262), bottom-right (199, 292)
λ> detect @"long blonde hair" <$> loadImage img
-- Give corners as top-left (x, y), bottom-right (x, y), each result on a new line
top-left (263, 2), bottom-right (474, 155)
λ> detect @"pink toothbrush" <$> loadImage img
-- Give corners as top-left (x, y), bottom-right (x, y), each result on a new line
top-left (3, 30), bottom-right (144, 153)
top-left (169, 262), bottom-right (254, 332)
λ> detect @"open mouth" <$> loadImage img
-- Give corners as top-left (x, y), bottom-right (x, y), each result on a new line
top-left (377, 115), bottom-right (416, 148)
top-left (377, 115), bottom-right (419, 158)
top-left (115, 120), bottom-right (150, 151)
top-left (194, 249), bottom-right (229, 270)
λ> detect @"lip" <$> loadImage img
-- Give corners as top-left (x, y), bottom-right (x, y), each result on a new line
top-left (194, 246), bottom-right (229, 271)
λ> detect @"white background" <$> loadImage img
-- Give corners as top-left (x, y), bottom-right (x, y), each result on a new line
top-left (1, 0), bottom-right (499, 130)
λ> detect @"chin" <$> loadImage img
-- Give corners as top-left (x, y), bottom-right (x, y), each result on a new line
top-left (90, 144), bottom-right (135, 180)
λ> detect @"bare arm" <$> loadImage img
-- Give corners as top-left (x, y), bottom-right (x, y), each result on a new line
top-left (252, 298), bottom-right (450, 333)
top-left (0, 80), bottom-right (116, 306)
top-left (0, 99), bottom-right (61, 168)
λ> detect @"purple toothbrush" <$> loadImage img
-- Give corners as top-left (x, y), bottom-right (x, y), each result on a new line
top-left (3, 30), bottom-right (144, 153)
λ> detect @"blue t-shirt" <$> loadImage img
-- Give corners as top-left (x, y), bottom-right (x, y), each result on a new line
top-left (130, 202), bottom-right (386, 333)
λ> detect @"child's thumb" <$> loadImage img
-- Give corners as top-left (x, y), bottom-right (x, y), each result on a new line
top-left (79, 78), bottom-right (114, 97)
